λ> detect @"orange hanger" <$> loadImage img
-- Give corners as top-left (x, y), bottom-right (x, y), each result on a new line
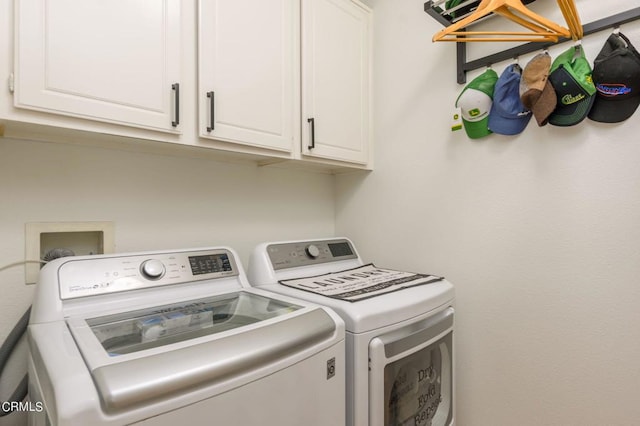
top-left (557, 0), bottom-right (583, 40)
top-left (433, 0), bottom-right (571, 43)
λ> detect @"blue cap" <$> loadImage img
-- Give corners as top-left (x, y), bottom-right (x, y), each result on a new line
top-left (488, 64), bottom-right (532, 135)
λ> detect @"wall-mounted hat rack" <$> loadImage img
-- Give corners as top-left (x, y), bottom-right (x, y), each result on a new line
top-left (424, 2), bottom-right (640, 83)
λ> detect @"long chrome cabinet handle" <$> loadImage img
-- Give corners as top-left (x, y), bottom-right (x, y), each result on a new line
top-left (307, 117), bottom-right (315, 149)
top-left (171, 83), bottom-right (180, 127)
top-left (206, 91), bottom-right (215, 132)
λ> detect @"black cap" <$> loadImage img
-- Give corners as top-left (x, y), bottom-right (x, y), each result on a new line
top-left (548, 46), bottom-right (596, 127)
top-left (588, 33), bottom-right (640, 123)
top-left (549, 68), bottom-right (595, 126)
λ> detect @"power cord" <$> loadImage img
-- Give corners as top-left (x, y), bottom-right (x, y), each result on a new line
top-left (0, 249), bottom-right (75, 417)
top-left (0, 260), bottom-right (46, 273)
top-left (0, 307), bottom-right (30, 417)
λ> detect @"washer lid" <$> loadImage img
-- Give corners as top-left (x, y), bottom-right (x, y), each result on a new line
top-left (76, 291), bottom-right (302, 357)
top-left (66, 291), bottom-right (337, 413)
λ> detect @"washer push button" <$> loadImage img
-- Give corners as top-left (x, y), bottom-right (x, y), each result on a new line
top-left (140, 260), bottom-right (166, 280)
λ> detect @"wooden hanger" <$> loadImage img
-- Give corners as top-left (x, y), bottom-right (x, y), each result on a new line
top-left (433, 0), bottom-right (571, 42)
top-left (557, 0), bottom-right (582, 40)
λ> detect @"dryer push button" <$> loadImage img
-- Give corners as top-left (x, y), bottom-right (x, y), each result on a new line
top-left (305, 244), bottom-right (321, 258)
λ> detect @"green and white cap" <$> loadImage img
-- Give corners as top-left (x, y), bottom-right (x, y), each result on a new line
top-left (455, 69), bottom-right (498, 139)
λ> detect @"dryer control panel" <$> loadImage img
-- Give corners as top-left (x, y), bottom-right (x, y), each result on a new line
top-left (57, 249), bottom-right (238, 300)
top-left (267, 239), bottom-right (358, 270)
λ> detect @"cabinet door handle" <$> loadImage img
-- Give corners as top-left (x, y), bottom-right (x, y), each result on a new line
top-left (307, 117), bottom-right (315, 149)
top-left (171, 83), bottom-right (180, 127)
top-left (206, 91), bottom-right (215, 132)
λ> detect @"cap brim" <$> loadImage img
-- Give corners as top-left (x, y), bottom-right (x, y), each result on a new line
top-left (531, 82), bottom-right (557, 126)
top-left (488, 108), bottom-right (532, 135)
top-left (588, 95), bottom-right (640, 123)
top-left (520, 88), bottom-right (541, 110)
top-left (549, 95), bottom-right (595, 126)
top-left (463, 117), bottom-right (492, 139)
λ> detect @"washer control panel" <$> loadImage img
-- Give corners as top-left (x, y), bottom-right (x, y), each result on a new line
top-left (57, 249), bottom-right (237, 300)
top-left (267, 239), bottom-right (358, 270)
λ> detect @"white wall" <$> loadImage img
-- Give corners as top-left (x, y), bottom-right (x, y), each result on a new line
top-left (336, 1), bottom-right (640, 425)
top-left (4, 1), bottom-right (640, 425)
top-left (0, 138), bottom-right (335, 426)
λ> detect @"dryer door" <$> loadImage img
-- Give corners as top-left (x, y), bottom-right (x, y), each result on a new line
top-left (369, 307), bottom-right (454, 426)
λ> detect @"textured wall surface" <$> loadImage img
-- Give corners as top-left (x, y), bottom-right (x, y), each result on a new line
top-left (336, 1), bottom-right (640, 425)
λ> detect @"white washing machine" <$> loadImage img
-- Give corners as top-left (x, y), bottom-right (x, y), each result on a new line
top-left (248, 237), bottom-right (455, 426)
top-left (28, 247), bottom-right (346, 426)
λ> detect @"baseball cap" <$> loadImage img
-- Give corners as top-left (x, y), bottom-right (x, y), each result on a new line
top-left (520, 53), bottom-right (557, 126)
top-left (488, 64), bottom-right (532, 135)
top-left (588, 32), bottom-right (640, 123)
top-left (445, 0), bottom-right (475, 19)
top-left (445, 0), bottom-right (536, 19)
top-left (548, 46), bottom-right (596, 126)
top-left (455, 68), bottom-right (499, 139)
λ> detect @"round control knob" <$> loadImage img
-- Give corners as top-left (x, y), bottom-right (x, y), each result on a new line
top-left (140, 259), bottom-right (165, 280)
top-left (305, 244), bottom-right (321, 259)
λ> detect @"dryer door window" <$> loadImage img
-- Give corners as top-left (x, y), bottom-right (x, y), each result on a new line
top-left (369, 307), bottom-right (454, 426)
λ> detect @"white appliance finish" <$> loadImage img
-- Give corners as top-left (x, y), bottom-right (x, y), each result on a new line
top-left (28, 247), bottom-right (345, 426)
top-left (248, 238), bottom-right (455, 426)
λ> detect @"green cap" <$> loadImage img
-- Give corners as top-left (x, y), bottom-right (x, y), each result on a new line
top-left (550, 46), bottom-right (596, 95)
top-left (445, 0), bottom-right (466, 18)
top-left (455, 69), bottom-right (499, 139)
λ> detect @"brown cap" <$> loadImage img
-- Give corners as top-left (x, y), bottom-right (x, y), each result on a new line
top-left (520, 53), bottom-right (557, 126)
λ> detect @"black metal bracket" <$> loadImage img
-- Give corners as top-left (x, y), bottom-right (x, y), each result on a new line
top-left (424, 3), bottom-right (640, 84)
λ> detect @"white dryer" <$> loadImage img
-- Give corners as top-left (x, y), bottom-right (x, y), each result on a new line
top-left (28, 247), bottom-right (345, 426)
top-left (248, 237), bottom-right (455, 426)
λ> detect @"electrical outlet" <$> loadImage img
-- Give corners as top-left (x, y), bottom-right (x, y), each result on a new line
top-left (25, 221), bottom-right (115, 285)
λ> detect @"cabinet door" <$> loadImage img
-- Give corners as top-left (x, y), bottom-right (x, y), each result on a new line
top-left (198, 0), bottom-right (298, 153)
top-left (302, 0), bottom-right (371, 165)
top-left (15, 0), bottom-right (181, 132)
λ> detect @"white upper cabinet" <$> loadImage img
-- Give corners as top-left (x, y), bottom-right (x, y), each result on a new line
top-left (198, 0), bottom-right (298, 153)
top-left (14, 0), bottom-right (181, 133)
top-left (5, 0), bottom-right (371, 170)
top-left (301, 0), bottom-right (371, 165)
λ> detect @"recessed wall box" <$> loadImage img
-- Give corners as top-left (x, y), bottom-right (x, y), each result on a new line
top-left (25, 221), bottom-right (115, 284)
